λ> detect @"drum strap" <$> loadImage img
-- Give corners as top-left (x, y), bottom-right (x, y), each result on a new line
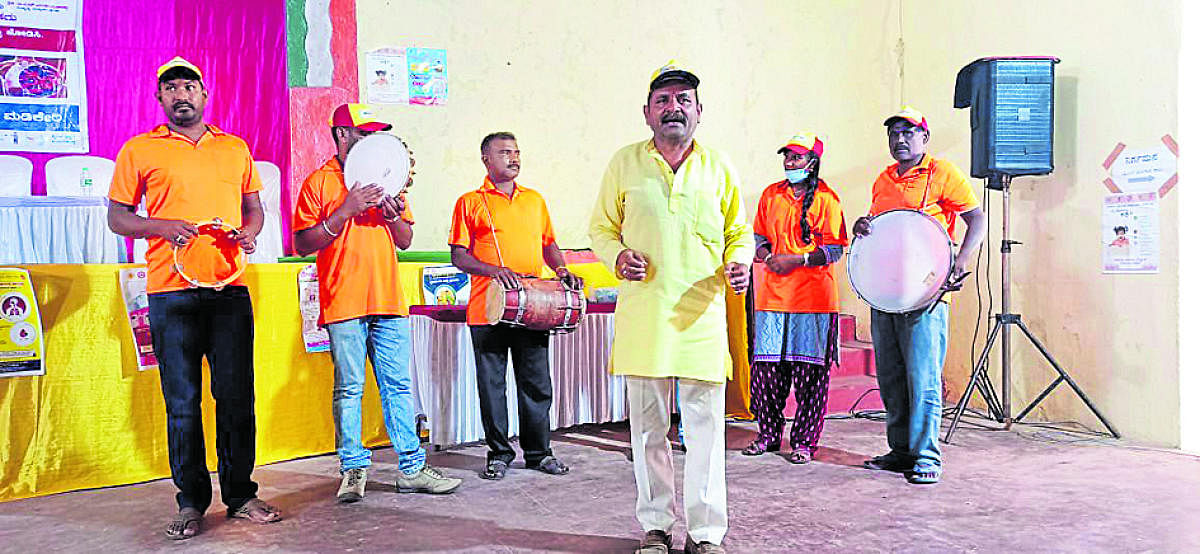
top-left (917, 160), bottom-right (938, 212)
top-left (477, 192), bottom-right (507, 268)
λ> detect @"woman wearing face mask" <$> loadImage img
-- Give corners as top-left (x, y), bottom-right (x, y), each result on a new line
top-left (743, 132), bottom-right (849, 464)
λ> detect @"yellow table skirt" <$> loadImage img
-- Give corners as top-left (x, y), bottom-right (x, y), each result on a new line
top-left (0, 261), bottom-right (750, 503)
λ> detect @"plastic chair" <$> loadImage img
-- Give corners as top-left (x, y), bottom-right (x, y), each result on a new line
top-left (45, 155), bottom-right (116, 197)
top-left (0, 155), bottom-right (33, 196)
top-left (249, 160), bottom-right (284, 263)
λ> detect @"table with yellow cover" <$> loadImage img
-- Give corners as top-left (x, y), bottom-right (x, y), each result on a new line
top-left (0, 259), bottom-right (750, 502)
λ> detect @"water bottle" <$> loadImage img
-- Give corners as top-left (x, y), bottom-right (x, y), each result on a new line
top-left (79, 167), bottom-right (93, 193)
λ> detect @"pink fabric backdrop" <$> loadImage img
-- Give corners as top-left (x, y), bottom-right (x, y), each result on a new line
top-left (21, 0), bottom-right (288, 195)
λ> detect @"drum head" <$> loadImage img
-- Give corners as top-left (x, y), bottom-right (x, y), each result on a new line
top-left (484, 280), bottom-right (506, 324)
top-left (173, 218), bottom-right (246, 290)
top-left (342, 133), bottom-right (412, 196)
top-left (847, 210), bottom-right (954, 313)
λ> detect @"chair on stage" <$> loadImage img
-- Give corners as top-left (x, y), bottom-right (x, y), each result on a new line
top-left (0, 155), bottom-right (33, 196)
top-left (249, 160), bottom-right (284, 263)
top-left (45, 155), bottom-right (116, 197)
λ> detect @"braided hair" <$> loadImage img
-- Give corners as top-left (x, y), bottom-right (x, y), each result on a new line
top-left (795, 157), bottom-right (821, 244)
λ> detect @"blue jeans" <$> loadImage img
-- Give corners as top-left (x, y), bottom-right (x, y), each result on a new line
top-left (327, 315), bottom-right (425, 475)
top-left (148, 286), bottom-right (258, 513)
top-left (870, 303), bottom-right (948, 471)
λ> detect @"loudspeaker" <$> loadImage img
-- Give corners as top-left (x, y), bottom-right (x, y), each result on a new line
top-left (954, 57), bottom-right (1059, 182)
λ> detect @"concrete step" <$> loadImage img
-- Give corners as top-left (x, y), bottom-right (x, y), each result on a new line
top-left (839, 340), bottom-right (876, 377)
top-left (780, 374), bottom-right (884, 418)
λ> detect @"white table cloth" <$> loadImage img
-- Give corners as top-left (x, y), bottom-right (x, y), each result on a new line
top-left (0, 196), bottom-right (124, 264)
top-left (409, 312), bottom-right (627, 448)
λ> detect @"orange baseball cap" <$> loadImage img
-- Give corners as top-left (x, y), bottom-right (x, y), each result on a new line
top-left (156, 56), bottom-right (203, 81)
top-left (884, 105), bottom-right (929, 131)
top-left (649, 59), bottom-right (699, 91)
top-left (777, 132), bottom-right (824, 158)
top-left (330, 103), bottom-right (392, 132)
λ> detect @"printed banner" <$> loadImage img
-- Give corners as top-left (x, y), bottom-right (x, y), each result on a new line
top-left (118, 266), bottom-right (157, 371)
top-left (0, 267), bottom-right (44, 377)
top-left (0, 0), bottom-right (88, 152)
top-left (406, 47), bottom-right (446, 106)
top-left (298, 263), bottom-right (329, 352)
top-left (421, 264), bottom-right (469, 305)
top-left (1102, 192), bottom-right (1160, 274)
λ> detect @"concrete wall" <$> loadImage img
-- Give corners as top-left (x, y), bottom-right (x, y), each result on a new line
top-left (354, 1), bottom-right (900, 251)
top-left (897, 0), bottom-right (1181, 445)
top-left (352, 1), bottom-right (1184, 445)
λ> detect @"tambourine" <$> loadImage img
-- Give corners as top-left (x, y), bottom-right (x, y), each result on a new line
top-left (343, 132), bottom-right (416, 199)
top-left (171, 217), bottom-right (247, 291)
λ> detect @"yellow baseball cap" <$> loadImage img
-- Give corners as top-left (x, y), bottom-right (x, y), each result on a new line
top-left (649, 59), bottom-right (699, 92)
top-left (884, 105), bottom-right (929, 131)
top-left (329, 103), bottom-right (393, 132)
top-left (156, 56), bottom-right (203, 81)
top-left (778, 132), bottom-right (824, 158)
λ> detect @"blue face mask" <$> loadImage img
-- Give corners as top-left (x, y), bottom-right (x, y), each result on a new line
top-left (784, 167), bottom-right (810, 184)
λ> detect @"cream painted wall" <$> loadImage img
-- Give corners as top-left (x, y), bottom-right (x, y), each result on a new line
top-left (1178, 1), bottom-right (1198, 454)
top-left (354, 1), bottom-right (900, 254)
top-left (899, 1), bottom-right (1181, 444)
top-left (353, 1), bottom-right (1184, 445)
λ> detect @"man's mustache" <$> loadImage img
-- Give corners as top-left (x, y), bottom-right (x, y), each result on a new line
top-left (173, 101), bottom-right (194, 110)
top-left (661, 112), bottom-right (686, 125)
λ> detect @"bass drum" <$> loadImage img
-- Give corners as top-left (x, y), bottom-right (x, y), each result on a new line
top-left (847, 209), bottom-right (954, 313)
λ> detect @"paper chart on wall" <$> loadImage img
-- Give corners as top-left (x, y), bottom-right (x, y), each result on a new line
top-left (1102, 192), bottom-right (1159, 274)
top-left (364, 48), bottom-right (407, 105)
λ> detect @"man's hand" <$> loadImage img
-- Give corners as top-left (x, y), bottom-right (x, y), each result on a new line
top-left (764, 254), bottom-right (802, 275)
top-left (852, 216), bottom-right (872, 237)
top-left (155, 219), bottom-right (199, 247)
top-left (724, 262), bottom-right (750, 295)
top-left (616, 249), bottom-right (649, 281)
top-left (491, 267), bottom-right (522, 290)
top-left (951, 254), bottom-right (972, 282)
top-left (231, 227), bottom-right (259, 254)
top-left (337, 182), bottom-right (385, 219)
top-left (556, 267), bottom-right (584, 290)
top-left (379, 194), bottom-right (406, 222)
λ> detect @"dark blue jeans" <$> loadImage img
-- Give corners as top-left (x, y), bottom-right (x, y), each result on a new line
top-left (149, 286), bottom-right (258, 513)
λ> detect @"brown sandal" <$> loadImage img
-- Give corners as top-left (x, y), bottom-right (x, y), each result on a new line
top-left (165, 507), bottom-right (203, 540)
top-left (227, 498), bottom-right (282, 523)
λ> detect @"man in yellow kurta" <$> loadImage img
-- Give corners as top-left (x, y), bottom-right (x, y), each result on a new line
top-left (590, 61), bottom-right (752, 554)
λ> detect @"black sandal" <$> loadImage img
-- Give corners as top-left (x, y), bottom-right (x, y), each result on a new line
top-left (481, 459), bottom-right (509, 480)
top-left (786, 449), bottom-right (813, 464)
top-left (165, 507), bottom-right (203, 540)
top-left (740, 440), bottom-right (780, 456)
top-left (531, 456), bottom-right (569, 475)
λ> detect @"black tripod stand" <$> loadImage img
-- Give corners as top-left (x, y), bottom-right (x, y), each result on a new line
top-left (943, 174), bottom-right (1120, 442)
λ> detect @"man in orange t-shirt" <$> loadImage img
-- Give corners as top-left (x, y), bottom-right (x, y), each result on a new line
top-left (448, 132), bottom-right (581, 480)
top-left (852, 107), bottom-right (986, 485)
top-left (293, 104), bottom-right (460, 501)
top-left (106, 57), bottom-right (277, 540)
top-left (743, 132), bottom-right (848, 465)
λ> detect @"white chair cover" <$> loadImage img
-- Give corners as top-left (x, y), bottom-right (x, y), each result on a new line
top-left (0, 155), bottom-right (33, 197)
top-left (45, 155), bottom-right (116, 197)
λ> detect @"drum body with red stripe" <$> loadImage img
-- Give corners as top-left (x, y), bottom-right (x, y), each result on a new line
top-left (485, 277), bottom-right (586, 334)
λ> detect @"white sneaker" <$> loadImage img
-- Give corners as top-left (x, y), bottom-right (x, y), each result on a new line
top-left (337, 468), bottom-right (367, 503)
top-left (395, 465), bottom-right (462, 494)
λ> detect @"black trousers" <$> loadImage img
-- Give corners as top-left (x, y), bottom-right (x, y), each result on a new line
top-left (148, 286), bottom-right (258, 513)
top-left (469, 324), bottom-right (554, 465)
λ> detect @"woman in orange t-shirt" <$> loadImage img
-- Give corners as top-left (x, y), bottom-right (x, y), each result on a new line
top-left (743, 132), bottom-right (848, 464)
